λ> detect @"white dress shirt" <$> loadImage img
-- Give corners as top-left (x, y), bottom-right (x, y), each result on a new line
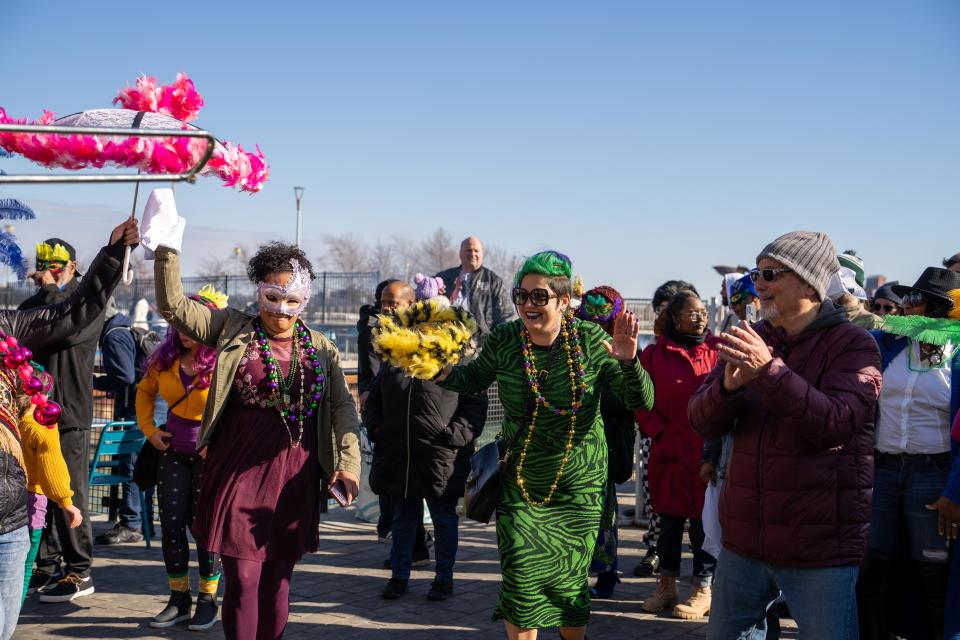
top-left (875, 342), bottom-right (954, 454)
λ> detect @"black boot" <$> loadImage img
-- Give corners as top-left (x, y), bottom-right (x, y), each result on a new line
top-left (589, 570), bottom-right (620, 599)
top-left (633, 547), bottom-right (659, 577)
top-left (856, 549), bottom-right (892, 640)
top-left (188, 593), bottom-right (219, 631)
top-left (150, 590), bottom-right (192, 628)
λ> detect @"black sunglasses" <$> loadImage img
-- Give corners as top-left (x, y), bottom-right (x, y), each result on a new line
top-left (512, 287), bottom-right (558, 307)
top-left (871, 303), bottom-right (898, 313)
top-left (749, 268), bottom-right (793, 283)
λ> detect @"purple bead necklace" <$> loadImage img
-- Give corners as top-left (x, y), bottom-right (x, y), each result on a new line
top-left (255, 319), bottom-right (326, 448)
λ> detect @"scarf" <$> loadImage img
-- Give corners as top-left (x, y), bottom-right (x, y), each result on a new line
top-left (666, 322), bottom-right (708, 347)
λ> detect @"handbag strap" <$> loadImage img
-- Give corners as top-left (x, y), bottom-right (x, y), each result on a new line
top-left (168, 376), bottom-right (200, 413)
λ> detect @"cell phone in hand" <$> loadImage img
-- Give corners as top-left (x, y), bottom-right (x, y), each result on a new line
top-left (329, 479), bottom-right (349, 507)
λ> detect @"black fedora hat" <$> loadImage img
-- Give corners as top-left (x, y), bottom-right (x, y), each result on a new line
top-left (891, 267), bottom-right (960, 305)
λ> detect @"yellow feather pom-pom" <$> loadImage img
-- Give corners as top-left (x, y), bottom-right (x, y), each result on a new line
top-left (948, 288), bottom-right (960, 321)
top-left (195, 284), bottom-right (229, 309)
top-left (35, 242), bottom-right (71, 263)
top-left (371, 298), bottom-right (478, 380)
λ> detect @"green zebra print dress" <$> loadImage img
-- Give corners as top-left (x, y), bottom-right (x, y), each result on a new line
top-left (443, 318), bottom-right (654, 628)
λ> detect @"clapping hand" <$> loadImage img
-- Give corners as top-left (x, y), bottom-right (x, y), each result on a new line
top-left (717, 324), bottom-right (773, 391)
top-left (602, 310), bottom-right (641, 362)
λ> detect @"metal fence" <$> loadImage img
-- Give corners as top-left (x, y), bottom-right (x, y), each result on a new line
top-left (0, 271), bottom-right (381, 325)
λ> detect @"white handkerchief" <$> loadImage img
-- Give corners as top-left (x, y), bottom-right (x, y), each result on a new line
top-left (140, 188), bottom-right (186, 259)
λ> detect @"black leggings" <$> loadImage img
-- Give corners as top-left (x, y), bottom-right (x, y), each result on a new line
top-left (158, 449), bottom-right (220, 579)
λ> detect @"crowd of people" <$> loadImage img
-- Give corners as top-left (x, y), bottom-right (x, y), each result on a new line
top-left (0, 192), bottom-right (958, 640)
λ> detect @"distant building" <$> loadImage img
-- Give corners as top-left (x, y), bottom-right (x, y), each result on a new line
top-left (865, 274), bottom-right (887, 299)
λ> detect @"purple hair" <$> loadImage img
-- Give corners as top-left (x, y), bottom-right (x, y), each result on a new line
top-left (143, 295), bottom-right (218, 388)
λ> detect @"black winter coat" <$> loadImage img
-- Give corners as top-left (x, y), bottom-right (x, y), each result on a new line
top-left (365, 366), bottom-right (487, 499)
top-left (0, 240), bottom-right (124, 534)
top-left (18, 241), bottom-right (126, 431)
top-left (600, 383), bottom-right (637, 485)
top-left (0, 445), bottom-right (27, 536)
top-left (356, 304), bottom-right (380, 396)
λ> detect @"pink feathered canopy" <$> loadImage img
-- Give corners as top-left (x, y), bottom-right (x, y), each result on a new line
top-left (0, 73), bottom-right (268, 193)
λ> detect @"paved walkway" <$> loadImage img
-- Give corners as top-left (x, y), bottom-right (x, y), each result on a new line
top-left (15, 494), bottom-right (797, 639)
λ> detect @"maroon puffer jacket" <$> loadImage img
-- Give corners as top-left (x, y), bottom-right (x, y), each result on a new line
top-left (688, 303), bottom-right (882, 567)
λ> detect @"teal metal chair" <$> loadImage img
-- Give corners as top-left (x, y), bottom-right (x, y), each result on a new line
top-left (89, 421), bottom-right (152, 549)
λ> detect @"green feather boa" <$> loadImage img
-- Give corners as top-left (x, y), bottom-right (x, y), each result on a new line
top-left (881, 315), bottom-right (960, 346)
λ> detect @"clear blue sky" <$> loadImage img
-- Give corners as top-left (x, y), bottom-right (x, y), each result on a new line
top-left (2, 0), bottom-right (958, 297)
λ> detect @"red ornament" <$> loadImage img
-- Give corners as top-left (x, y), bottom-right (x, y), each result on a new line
top-left (34, 401), bottom-right (61, 427)
top-left (6, 350), bottom-right (26, 368)
top-left (23, 377), bottom-right (44, 395)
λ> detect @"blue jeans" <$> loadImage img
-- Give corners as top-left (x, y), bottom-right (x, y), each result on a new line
top-left (390, 496), bottom-right (458, 581)
top-left (708, 548), bottom-right (859, 640)
top-left (869, 452), bottom-right (951, 563)
top-left (0, 526), bottom-right (30, 640)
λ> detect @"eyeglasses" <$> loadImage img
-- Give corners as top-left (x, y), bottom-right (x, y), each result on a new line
top-left (512, 287), bottom-right (557, 307)
top-left (902, 292), bottom-right (927, 307)
top-left (872, 303), bottom-right (898, 313)
top-left (749, 268), bottom-right (793, 283)
top-left (678, 311), bottom-right (709, 321)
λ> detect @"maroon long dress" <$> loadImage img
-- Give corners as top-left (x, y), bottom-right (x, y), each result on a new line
top-left (192, 335), bottom-right (323, 562)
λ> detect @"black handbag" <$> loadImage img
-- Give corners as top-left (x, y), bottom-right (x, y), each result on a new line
top-left (463, 341), bottom-right (558, 524)
top-left (463, 427), bottom-right (524, 524)
top-left (132, 383), bottom-right (195, 490)
top-left (132, 437), bottom-right (160, 488)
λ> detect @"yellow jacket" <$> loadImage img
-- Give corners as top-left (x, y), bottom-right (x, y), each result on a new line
top-left (21, 412), bottom-right (73, 508)
top-left (136, 358), bottom-right (210, 441)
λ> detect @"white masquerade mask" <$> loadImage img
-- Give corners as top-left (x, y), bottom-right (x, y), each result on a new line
top-left (256, 259), bottom-right (312, 317)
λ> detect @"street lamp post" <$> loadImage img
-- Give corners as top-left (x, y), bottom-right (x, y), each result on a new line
top-left (233, 246), bottom-right (242, 278)
top-left (294, 186), bottom-right (305, 248)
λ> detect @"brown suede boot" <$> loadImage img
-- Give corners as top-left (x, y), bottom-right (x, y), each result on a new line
top-left (672, 585), bottom-right (712, 620)
top-left (641, 575), bottom-right (678, 613)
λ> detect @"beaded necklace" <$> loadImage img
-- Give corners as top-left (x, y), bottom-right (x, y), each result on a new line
top-left (516, 316), bottom-right (588, 505)
top-left (254, 320), bottom-right (327, 448)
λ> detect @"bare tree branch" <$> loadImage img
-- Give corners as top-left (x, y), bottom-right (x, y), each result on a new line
top-left (483, 244), bottom-right (522, 281)
top-left (319, 233), bottom-right (369, 272)
top-left (417, 227), bottom-right (457, 276)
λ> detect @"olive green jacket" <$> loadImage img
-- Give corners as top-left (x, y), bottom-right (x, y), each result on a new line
top-left (153, 247), bottom-right (361, 479)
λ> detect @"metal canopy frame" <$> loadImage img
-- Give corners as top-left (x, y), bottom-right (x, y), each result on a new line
top-left (0, 124), bottom-right (217, 184)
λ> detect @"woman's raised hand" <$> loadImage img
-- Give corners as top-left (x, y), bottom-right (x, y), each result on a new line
top-left (602, 310), bottom-right (640, 362)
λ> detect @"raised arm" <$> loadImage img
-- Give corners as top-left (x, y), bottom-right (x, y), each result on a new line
top-left (438, 321), bottom-right (509, 395)
top-left (153, 247), bottom-right (230, 348)
top-left (592, 319), bottom-right (654, 412)
top-left (7, 219), bottom-right (138, 349)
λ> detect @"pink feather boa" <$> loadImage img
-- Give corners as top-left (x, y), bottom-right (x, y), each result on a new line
top-left (114, 73), bottom-right (205, 123)
top-left (0, 73), bottom-right (268, 193)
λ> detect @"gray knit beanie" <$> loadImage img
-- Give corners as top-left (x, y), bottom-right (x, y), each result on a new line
top-left (756, 231), bottom-right (838, 301)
